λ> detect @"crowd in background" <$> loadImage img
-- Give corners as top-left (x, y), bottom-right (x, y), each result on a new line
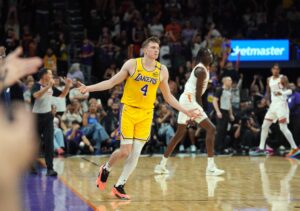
top-left (1, 0), bottom-right (300, 156)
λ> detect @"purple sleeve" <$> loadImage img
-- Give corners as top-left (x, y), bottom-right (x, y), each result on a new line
top-left (66, 130), bottom-right (71, 136)
top-left (78, 130), bottom-right (85, 137)
top-left (288, 95), bottom-right (295, 110)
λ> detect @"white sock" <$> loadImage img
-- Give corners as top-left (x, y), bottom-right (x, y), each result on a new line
top-left (115, 141), bottom-right (145, 186)
top-left (279, 123), bottom-right (297, 149)
top-left (103, 162), bottom-right (111, 172)
top-left (207, 157), bottom-right (215, 169)
top-left (160, 156), bottom-right (168, 166)
top-left (259, 120), bottom-right (272, 150)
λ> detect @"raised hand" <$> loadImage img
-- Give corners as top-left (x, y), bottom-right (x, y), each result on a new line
top-left (1, 47), bottom-right (42, 88)
top-left (63, 77), bottom-right (73, 87)
top-left (48, 79), bottom-right (55, 87)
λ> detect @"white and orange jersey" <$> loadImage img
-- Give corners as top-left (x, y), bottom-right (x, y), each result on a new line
top-left (183, 62), bottom-right (209, 96)
top-left (269, 75), bottom-right (288, 104)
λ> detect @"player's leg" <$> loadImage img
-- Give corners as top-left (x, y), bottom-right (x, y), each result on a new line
top-left (111, 108), bottom-right (153, 200)
top-left (112, 140), bottom-right (145, 200)
top-left (188, 127), bottom-right (197, 153)
top-left (96, 105), bottom-right (134, 190)
top-left (278, 117), bottom-right (300, 157)
top-left (250, 109), bottom-right (274, 156)
top-left (154, 124), bottom-right (187, 174)
top-left (199, 117), bottom-right (224, 176)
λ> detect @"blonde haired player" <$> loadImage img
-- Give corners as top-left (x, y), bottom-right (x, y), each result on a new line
top-left (79, 36), bottom-right (200, 200)
top-left (155, 48), bottom-right (224, 176)
top-left (250, 63), bottom-right (300, 157)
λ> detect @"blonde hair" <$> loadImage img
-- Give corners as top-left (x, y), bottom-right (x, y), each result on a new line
top-left (141, 36), bottom-right (160, 49)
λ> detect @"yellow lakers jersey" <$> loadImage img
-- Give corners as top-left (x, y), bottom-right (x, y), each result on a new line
top-left (121, 58), bottom-right (161, 109)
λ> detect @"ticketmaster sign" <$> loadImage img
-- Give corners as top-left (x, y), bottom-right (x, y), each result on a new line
top-left (228, 40), bottom-right (289, 61)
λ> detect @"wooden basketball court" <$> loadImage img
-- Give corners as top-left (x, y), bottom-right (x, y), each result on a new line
top-left (25, 155), bottom-right (300, 210)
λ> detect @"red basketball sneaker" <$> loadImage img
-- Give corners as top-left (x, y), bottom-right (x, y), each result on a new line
top-left (96, 164), bottom-right (110, 190)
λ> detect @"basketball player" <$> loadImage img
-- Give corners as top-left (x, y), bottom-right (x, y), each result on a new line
top-left (154, 48), bottom-right (225, 176)
top-left (79, 36), bottom-right (200, 200)
top-left (250, 64), bottom-right (300, 157)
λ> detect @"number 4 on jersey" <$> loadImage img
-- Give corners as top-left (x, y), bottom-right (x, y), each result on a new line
top-left (141, 84), bottom-right (148, 96)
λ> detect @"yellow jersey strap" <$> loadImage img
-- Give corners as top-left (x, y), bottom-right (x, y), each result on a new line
top-left (136, 58), bottom-right (143, 72)
top-left (136, 57), bottom-right (161, 72)
top-left (155, 61), bottom-right (161, 70)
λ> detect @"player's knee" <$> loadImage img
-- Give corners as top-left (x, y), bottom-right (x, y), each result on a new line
top-left (119, 148), bottom-right (131, 158)
top-left (279, 123), bottom-right (288, 131)
top-left (207, 125), bottom-right (216, 135)
top-left (279, 118), bottom-right (287, 124)
top-left (262, 121), bottom-right (270, 130)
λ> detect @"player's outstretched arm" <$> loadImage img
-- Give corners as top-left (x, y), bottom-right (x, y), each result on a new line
top-left (159, 65), bottom-right (199, 119)
top-left (78, 59), bottom-right (133, 93)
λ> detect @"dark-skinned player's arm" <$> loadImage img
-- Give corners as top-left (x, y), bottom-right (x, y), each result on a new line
top-left (78, 59), bottom-right (134, 94)
top-left (195, 67), bottom-right (207, 107)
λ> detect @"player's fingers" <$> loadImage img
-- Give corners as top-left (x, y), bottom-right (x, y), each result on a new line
top-left (77, 81), bottom-right (85, 87)
top-left (8, 47), bottom-right (23, 59)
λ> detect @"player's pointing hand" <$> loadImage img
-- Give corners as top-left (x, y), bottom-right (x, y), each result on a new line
top-left (77, 81), bottom-right (89, 94)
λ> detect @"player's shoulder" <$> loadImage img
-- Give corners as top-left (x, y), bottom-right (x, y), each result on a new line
top-left (194, 65), bottom-right (207, 77)
top-left (122, 58), bottom-right (137, 72)
top-left (125, 58), bottom-right (137, 66)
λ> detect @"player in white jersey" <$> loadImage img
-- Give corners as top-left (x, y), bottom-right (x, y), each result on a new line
top-left (250, 64), bottom-right (300, 157)
top-left (154, 48), bottom-right (225, 176)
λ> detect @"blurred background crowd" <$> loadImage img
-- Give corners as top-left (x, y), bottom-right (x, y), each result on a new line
top-left (1, 0), bottom-right (300, 156)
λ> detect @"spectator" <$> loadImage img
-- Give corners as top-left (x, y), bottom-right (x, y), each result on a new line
top-left (57, 33), bottom-right (68, 76)
top-left (156, 103), bottom-right (175, 146)
top-left (181, 21), bottom-right (196, 45)
top-left (288, 77), bottom-right (300, 144)
top-left (165, 18), bottom-right (181, 42)
top-left (231, 74), bottom-right (243, 112)
top-left (23, 76), bottom-right (34, 109)
top-left (67, 63), bottom-right (85, 83)
top-left (190, 33), bottom-right (202, 58)
top-left (250, 74), bottom-right (264, 95)
top-left (82, 103), bottom-right (110, 152)
top-left (148, 16), bottom-right (164, 38)
top-left (3, 28), bottom-right (19, 53)
top-left (51, 105), bottom-right (65, 155)
top-left (5, 6), bottom-right (20, 39)
top-left (43, 48), bottom-right (57, 73)
top-left (28, 35), bottom-right (39, 57)
top-left (234, 115), bottom-right (261, 152)
top-left (66, 121), bottom-right (94, 155)
top-left (62, 100), bottom-right (83, 129)
top-left (103, 64), bottom-right (117, 80)
top-left (132, 21), bottom-right (147, 56)
top-left (107, 88), bottom-right (121, 108)
top-left (80, 38), bottom-right (94, 84)
top-left (102, 102), bottom-right (120, 140)
top-left (251, 84), bottom-right (264, 111)
top-left (20, 25), bottom-right (33, 57)
top-left (51, 76), bottom-right (67, 116)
